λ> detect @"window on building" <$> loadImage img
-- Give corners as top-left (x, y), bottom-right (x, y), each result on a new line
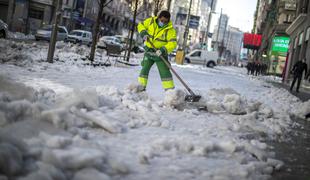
top-left (298, 32), bottom-right (304, 46)
top-left (29, 9), bottom-right (43, 20)
top-left (306, 27), bottom-right (310, 42)
top-left (305, 0), bottom-right (309, 13)
top-left (301, 0), bottom-right (309, 13)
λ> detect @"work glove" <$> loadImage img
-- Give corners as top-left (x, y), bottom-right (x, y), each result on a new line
top-left (143, 46), bottom-right (155, 52)
top-left (140, 30), bottom-right (149, 41)
top-left (156, 50), bottom-right (162, 56)
top-left (156, 47), bottom-right (167, 57)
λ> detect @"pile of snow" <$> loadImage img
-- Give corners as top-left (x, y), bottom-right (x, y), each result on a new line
top-left (0, 75), bottom-right (293, 179)
top-left (0, 39), bottom-right (142, 68)
top-left (1, 38), bottom-right (308, 179)
top-left (163, 89), bottom-right (185, 109)
top-left (8, 32), bottom-right (35, 40)
top-left (291, 100), bottom-right (310, 119)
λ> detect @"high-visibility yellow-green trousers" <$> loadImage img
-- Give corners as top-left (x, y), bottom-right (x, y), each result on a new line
top-left (138, 53), bottom-right (174, 90)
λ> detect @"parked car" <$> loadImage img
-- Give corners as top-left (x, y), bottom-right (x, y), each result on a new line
top-left (185, 49), bottom-right (218, 68)
top-left (169, 49), bottom-right (177, 60)
top-left (97, 36), bottom-right (123, 50)
top-left (0, 19), bottom-right (8, 39)
top-left (132, 45), bottom-right (145, 53)
top-left (35, 25), bottom-right (68, 41)
top-left (114, 35), bottom-right (127, 44)
top-left (67, 30), bottom-right (92, 46)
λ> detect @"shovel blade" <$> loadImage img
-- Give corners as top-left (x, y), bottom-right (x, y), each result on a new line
top-left (185, 94), bottom-right (201, 102)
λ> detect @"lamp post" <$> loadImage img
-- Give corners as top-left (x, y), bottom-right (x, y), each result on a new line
top-left (181, 0), bottom-right (193, 52)
top-left (126, 0), bottom-right (139, 62)
top-left (204, 0), bottom-right (215, 48)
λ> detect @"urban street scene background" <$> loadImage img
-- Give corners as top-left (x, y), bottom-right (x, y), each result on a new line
top-left (0, 0), bottom-right (310, 180)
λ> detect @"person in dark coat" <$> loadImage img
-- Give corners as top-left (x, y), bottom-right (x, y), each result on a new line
top-left (306, 113), bottom-right (310, 119)
top-left (290, 59), bottom-right (308, 93)
top-left (250, 62), bottom-right (255, 75)
top-left (255, 62), bottom-right (261, 76)
top-left (246, 62), bottom-right (251, 75)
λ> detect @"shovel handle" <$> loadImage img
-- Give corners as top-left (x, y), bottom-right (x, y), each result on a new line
top-left (146, 38), bottom-right (196, 96)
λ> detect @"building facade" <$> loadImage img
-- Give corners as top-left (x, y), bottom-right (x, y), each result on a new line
top-left (169, 0), bottom-right (217, 48)
top-left (285, 0), bottom-right (310, 81)
top-left (224, 26), bottom-right (243, 64)
top-left (0, 0), bottom-right (82, 34)
top-left (253, 0), bottom-right (297, 74)
top-left (0, 0), bottom-right (135, 35)
top-left (211, 13), bottom-right (229, 53)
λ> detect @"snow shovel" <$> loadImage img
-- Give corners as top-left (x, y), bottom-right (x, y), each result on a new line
top-left (147, 38), bottom-right (201, 102)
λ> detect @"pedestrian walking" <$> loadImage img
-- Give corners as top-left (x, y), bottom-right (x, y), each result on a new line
top-left (255, 62), bottom-right (261, 76)
top-left (290, 59), bottom-right (308, 93)
top-left (246, 62), bottom-right (252, 75)
top-left (136, 10), bottom-right (177, 91)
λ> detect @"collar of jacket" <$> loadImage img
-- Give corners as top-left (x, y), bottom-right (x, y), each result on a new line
top-left (151, 17), bottom-right (173, 39)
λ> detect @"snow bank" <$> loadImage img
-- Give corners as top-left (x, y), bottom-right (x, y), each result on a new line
top-left (163, 89), bottom-right (185, 109)
top-left (7, 32), bottom-right (35, 40)
top-left (0, 76), bottom-right (292, 179)
top-left (1, 38), bottom-right (304, 179)
top-left (291, 100), bottom-right (310, 119)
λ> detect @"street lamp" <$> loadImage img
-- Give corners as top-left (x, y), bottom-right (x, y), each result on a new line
top-left (204, 0), bottom-right (216, 48)
top-left (175, 0), bottom-right (193, 65)
top-left (181, 0), bottom-right (193, 52)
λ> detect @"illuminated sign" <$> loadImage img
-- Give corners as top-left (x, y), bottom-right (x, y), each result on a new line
top-left (271, 36), bottom-right (290, 53)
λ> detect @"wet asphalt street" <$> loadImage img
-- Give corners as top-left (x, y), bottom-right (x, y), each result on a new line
top-left (270, 82), bottom-right (310, 180)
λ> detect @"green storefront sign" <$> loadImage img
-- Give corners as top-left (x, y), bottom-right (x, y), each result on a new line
top-left (268, 36), bottom-right (290, 75)
top-left (271, 36), bottom-right (290, 54)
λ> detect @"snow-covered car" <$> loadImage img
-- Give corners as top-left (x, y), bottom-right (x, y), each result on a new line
top-left (97, 36), bottom-right (123, 49)
top-left (67, 30), bottom-right (92, 46)
top-left (35, 25), bottom-right (68, 41)
top-left (114, 35), bottom-right (127, 44)
top-left (0, 19), bottom-right (8, 39)
top-left (185, 49), bottom-right (218, 68)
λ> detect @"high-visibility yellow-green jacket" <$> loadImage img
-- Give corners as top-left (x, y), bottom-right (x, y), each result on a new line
top-left (137, 16), bottom-right (177, 54)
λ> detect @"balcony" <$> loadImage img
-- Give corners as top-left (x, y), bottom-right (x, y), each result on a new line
top-left (286, 13), bottom-right (307, 34)
top-left (32, 0), bottom-right (53, 6)
top-left (279, 0), bottom-right (296, 11)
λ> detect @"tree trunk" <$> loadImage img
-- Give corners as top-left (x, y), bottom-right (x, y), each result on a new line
top-left (47, 0), bottom-right (63, 63)
top-left (126, 0), bottom-right (139, 62)
top-left (89, 0), bottom-right (105, 62)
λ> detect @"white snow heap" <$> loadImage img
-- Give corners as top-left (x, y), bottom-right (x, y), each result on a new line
top-left (163, 89), bottom-right (185, 108)
top-left (223, 94), bottom-right (247, 115)
top-left (0, 38), bottom-right (307, 180)
top-left (291, 100), bottom-right (310, 119)
top-left (204, 88), bottom-right (247, 114)
top-left (0, 134), bottom-right (29, 177)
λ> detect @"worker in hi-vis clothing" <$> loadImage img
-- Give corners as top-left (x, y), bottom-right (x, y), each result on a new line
top-left (137, 10), bottom-right (177, 91)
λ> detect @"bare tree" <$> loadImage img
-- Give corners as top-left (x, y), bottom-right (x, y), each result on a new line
top-left (89, 0), bottom-right (105, 62)
top-left (89, 0), bottom-right (114, 62)
top-left (47, 0), bottom-right (63, 63)
top-left (153, 0), bottom-right (165, 16)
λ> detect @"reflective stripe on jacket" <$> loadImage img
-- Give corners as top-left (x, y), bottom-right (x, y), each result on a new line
top-left (137, 16), bottom-right (177, 54)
